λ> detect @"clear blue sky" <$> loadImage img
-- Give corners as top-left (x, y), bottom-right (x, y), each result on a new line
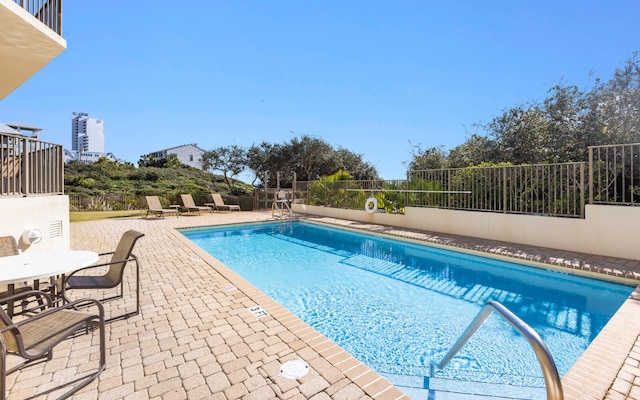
top-left (1, 1), bottom-right (638, 180)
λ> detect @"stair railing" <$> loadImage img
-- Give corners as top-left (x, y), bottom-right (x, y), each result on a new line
top-left (432, 300), bottom-right (564, 400)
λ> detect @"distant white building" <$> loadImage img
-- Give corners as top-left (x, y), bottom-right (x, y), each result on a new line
top-left (146, 144), bottom-right (206, 169)
top-left (67, 112), bottom-right (120, 163)
top-left (72, 112), bottom-right (104, 153)
top-left (63, 149), bottom-right (119, 163)
top-left (5, 122), bottom-right (42, 139)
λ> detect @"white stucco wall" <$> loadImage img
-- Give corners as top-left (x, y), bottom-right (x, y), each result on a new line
top-left (291, 204), bottom-right (640, 261)
top-left (167, 145), bottom-right (204, 169)
top-left (0, 196), bottom-right (70, 253)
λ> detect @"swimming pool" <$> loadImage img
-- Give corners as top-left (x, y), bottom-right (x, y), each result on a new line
top-left (181, 221), bottom-right (635, 397)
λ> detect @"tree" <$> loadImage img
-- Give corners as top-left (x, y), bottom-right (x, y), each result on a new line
top-left (201, 145), bottom-right (246, 192)
top-left (333, 148), bottom-right (379, 180)
top-left (447, 133), bottom-right (500, 168)
top-left (487, 104), bottom-right (549, 164)
top-left (596, 52), bottom-right (640, 144)
top-left (543, 84), bottom-right (584, 162)
top-left (288, 134), bottom-right (336, 181)
top-left (246, 141), bottom-right (277, 186)
top-left (406, 144), bottom-right (447, 171)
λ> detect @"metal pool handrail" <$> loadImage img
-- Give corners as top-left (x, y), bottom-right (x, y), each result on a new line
top-left (432, 300), bottom-right (564, 400)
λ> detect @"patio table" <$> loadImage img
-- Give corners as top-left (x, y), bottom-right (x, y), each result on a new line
top-left (0, 249), bottom-right (99, 316)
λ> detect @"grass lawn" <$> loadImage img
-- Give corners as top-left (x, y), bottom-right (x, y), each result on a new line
top-left (70, 210), bottom-right (142, 222)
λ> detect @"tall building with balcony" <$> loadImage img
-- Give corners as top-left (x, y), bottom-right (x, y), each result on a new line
top-left (72, 112), bottom-right (105, 153)
top-left (67, 112), bottom-right (120, 163)
top-left (1, 0), bottom-right (69, 252)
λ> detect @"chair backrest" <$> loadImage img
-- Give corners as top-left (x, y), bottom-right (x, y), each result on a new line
top-left (211, 193), bottom-right (225, 206)
top-left (180, 194), bottom-right (196, 208)
top-left (0, 236), bottom-right (18, 258)
top-left (0, 238), bottom-right (18, 348)
top-left (145, 196), bottom-right (163, 210)
top-left (105, 230), bottom-right (145, 285)
top-left (0, 301), bottom-right (20, 352)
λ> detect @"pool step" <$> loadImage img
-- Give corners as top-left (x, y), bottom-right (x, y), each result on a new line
top-left (382, 372), bottom-right (546, 400)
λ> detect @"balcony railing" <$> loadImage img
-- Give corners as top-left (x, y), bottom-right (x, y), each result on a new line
top-left (1, 133), bottom-right (64, 196)
top-left (12, 0), bottom-right (62, 35)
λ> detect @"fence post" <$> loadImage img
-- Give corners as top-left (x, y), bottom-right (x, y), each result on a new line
top-left (503, 166), bottom-right (507, 213)
top-left (580, 162), bottom-right (585, 218)
top-left (292, 173), bottom-right (297, 206)
top-left (21, 138), bottom-right (29, 195)
top-left (588, 146), bottom-right (593, 204)
top-left (405, 171), bottom-right (409, 208)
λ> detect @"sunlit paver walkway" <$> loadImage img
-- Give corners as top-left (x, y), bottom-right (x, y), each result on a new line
top-left (5, 211), bottom-right (640, 399)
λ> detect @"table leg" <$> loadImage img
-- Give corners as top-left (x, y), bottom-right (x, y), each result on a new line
top-left (57, 274), bottom-right (66, 305)
top-left (6, 284), bottom-right (14, 318)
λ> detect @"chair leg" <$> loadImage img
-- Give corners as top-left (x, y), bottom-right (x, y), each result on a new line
top-left (57, 319), bottom-right (106, 400)
top-left (105, 258), bottom-right (140, 323)
top-left (1, 338), bottom-right (6, 400)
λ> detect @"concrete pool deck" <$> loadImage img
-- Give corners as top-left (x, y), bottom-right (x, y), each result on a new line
top-left (5, 211), bottom-right (640, 399)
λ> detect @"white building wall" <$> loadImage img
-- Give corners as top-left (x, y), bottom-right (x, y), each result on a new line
top-left (72, 112), bottom-right (104, 153)
top-left (64, 149), bottom-right (119, 164)
top-left (148, 144), bottom-right (205, 169)
top-left (71, 113), bottom-right (86, 151)
top-left (167, 145), bottom-right (204, 169)
top-left (85, 118), bottom-right (104, 152)
top-left (0, 196), bottom-right (70, 253)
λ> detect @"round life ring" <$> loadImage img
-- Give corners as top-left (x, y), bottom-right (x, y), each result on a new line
top-left (365, 197), bottom-right (378, 214)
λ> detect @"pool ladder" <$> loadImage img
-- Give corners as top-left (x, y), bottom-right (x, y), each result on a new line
top-left (272, 190), bottom-right (293, 219)
top-left (431, 300), bottom-right (564, 400)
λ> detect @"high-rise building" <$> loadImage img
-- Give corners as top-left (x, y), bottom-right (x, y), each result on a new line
top-left (71, 112), bottom-right (104, 153)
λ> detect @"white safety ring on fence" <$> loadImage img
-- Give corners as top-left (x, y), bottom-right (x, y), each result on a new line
top-left (365, 197), bottom-right (378, 214)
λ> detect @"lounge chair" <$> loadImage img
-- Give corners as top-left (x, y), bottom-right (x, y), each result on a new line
top-left (145, 195), bottom-right (179, 218)
top-left (0, 290), bottom-right (106, 399)
top-left (61, 230), bottom-right (145, 323)
top-left (207, 193), bottom-right (241, 212)
top-left (180, 194), bottom-right (213, 215)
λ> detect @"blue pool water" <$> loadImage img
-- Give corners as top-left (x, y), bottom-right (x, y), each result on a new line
top-left (181, 221), bottom-right (634, 395)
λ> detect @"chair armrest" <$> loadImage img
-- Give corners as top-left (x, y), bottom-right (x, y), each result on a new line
top-left (0, 290), bottom-right (53, 307)
top-left (64, 256), bottom-right (135, 278)
top-left (0, 297), bottom-right (104, 332)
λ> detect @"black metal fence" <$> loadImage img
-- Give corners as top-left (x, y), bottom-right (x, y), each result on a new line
top-left (589, 143), bottom-right (640, 205)
top-left (12, 0), bottom-right (62, 35)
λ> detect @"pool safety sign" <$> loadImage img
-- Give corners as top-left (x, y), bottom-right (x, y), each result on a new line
top-left (248, 305), bottom-right (269, 319)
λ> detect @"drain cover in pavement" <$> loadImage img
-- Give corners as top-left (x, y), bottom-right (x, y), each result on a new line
top-left (279, 359), bottom-right (309, 379)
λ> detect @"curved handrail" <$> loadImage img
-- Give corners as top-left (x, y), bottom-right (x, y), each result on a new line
top-left (433, 300), bottom-right (564, 400)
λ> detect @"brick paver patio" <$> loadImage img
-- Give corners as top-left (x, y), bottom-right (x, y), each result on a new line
top-left (4, 211), bottom-right (640, 399)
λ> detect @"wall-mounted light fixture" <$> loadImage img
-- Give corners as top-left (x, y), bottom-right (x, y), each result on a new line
top-left (21, 228), bottom-right (43, 246)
